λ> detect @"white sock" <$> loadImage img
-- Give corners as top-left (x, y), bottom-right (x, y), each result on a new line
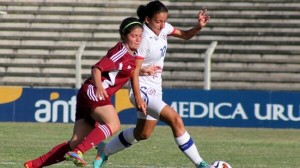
top-left (175, 131), bottom-right (203, 166)
top-left (104, 127), bottom-right (138, 156)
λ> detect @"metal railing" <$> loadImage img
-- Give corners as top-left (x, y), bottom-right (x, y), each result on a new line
top-left (74, 41), bottom-right (218, 90)
top-left (204, 41), bottom-right (218, 90)
top-left (75, 41), bottom-right (86, 89)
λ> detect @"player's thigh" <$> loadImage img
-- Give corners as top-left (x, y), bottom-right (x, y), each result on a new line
top-left (159, 105), bottom-right (182, 124)
top-left (130, 93), bottom-right (166, 120)
top-left (91, 104), bottom-right (120, 134)
top-left (69, 118), bottom-right (94, 149)
top-left (160, 105), bottom-right (185, 136)
top-left (147, 96), bottom-right (167, 119)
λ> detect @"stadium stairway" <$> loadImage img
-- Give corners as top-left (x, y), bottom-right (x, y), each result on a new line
top-left (0, 0), bottom-right (300, 91)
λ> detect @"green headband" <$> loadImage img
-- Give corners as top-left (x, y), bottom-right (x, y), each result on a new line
top-left (122, 21), bottom-right (142, 33)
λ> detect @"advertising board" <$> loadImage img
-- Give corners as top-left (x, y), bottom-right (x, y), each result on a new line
top-left (0, 86), bottom-right (299, 128)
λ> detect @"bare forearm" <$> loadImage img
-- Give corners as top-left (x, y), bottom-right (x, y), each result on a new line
top-left (92, 68), bottom-right (103, 89)
top-left (182, 25), bottom-right (202, 40)
top-left (132, 70), bottom-right (142, 100)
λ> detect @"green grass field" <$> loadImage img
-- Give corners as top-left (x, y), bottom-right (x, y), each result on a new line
top-left (0, 122), bottom-right (300, 168)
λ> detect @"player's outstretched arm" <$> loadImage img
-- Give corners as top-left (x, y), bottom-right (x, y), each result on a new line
top-left (171, 8), bottom-right (210, 40)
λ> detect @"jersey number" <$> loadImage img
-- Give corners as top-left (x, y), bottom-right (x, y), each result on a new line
top-left (160, 46), bottom-right (167, 57)
top-left (102, 71), bottom-right (118, 89)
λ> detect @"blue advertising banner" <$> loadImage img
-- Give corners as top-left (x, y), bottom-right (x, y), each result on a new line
top-left (0, 86), bottom-right (299, 128)
top-left (165, 89), bottom-right (300, 128)
top-left (0, 86), bottom-right (78, 123)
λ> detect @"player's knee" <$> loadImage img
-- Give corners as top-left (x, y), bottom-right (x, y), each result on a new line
top-left (107, 121), bottom-right (121, 135)
top-left (170, 115), bottom-right (184, 129)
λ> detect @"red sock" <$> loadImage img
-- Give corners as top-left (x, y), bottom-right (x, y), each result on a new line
top-left (31, 141), bottom-right (69, 168)
top-left (75, 124), bottom-right (112, 154)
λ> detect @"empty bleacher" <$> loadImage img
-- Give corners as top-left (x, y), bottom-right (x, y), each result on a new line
top-left (0, 0), bottom-right (149, 87)
top-left (167, 0), bottom-right (300, 90)
top-left (0, 0), bottom-right (300, 91)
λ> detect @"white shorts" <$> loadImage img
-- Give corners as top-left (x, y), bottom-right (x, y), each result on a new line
top-left (129, 86), bottom-right (167, 120)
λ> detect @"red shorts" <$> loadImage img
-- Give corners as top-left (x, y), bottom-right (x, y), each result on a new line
top-left (76, 83), bottom-right (112, 125)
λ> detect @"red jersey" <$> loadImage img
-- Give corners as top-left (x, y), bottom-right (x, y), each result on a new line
top-left (76, 42), bottom-right (136, 121)
top-left (85, 42), bottom-right (136, 96)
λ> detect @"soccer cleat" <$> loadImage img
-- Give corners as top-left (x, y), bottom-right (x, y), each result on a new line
top-left (198, 160), bottom-right (210, 168)
top-left (65, 150), bottom-right (87, 167)
top-left (24, 160), bottom-right (32, 168)
top-left (93, 142), bottom-right (108, 168)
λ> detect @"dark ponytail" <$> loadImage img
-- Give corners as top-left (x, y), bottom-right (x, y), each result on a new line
top-left (137, 5), bottom-right (148, 22)
top-left (137, 0), bottom-right (168, 22)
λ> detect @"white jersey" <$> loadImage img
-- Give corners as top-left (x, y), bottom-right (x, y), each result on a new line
top-left (130, 22), bottom-right (175, 96)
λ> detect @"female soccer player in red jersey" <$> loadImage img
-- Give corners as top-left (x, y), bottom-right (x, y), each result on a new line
top-left (23, 17), bottom-right (143, 168)
top-left (93, 1), bottom-right (211, 168)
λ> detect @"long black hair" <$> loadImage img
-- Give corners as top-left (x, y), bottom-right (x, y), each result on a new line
top-left (137, 0), bottom-right (168, 22)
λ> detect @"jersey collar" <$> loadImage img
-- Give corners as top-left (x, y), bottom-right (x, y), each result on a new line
top-left (143, 24), bottom-right (159, 38)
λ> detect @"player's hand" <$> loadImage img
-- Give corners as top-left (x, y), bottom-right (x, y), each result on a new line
top-left (140, 65), bottom-right (162, 76)
top-left (95, 87), bottom-right (108, 101)
top-left (135, 98), bottom-right (147, 115)
top-left (198, 9), bottom-right (210, 29)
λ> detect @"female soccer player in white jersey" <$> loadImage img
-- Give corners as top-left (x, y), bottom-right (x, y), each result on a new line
top-left (23, 17), bottom-right (143, 168)
top-left (94, 1), bottom-right (210, 168)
